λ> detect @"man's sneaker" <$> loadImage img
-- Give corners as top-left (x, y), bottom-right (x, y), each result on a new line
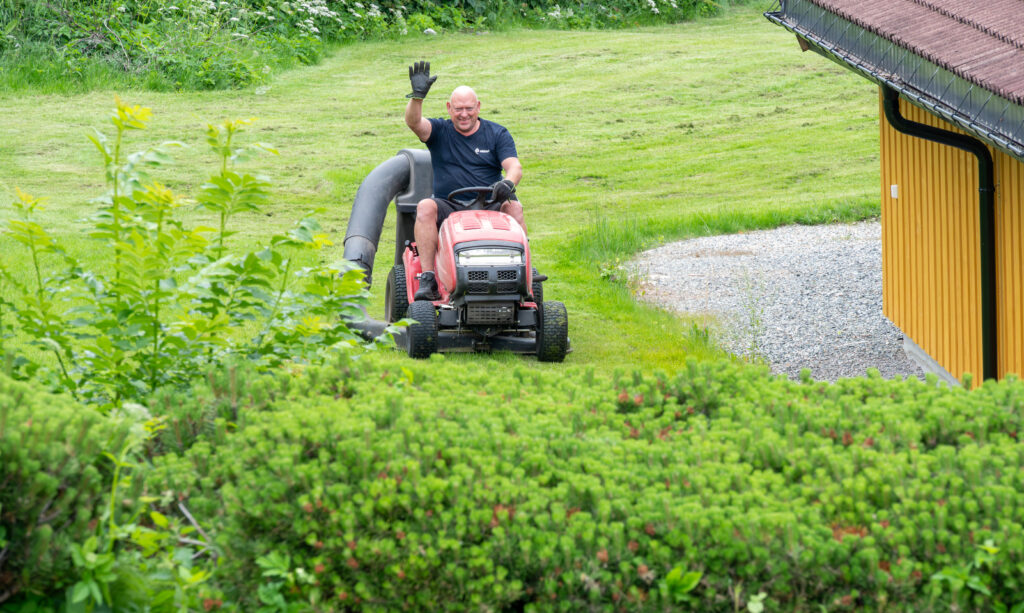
top-left (414, 271), bottom-right (440, 301)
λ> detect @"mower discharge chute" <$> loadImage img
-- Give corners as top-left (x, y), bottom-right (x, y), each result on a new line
top-left (344, 149), bottom-right (569, 361)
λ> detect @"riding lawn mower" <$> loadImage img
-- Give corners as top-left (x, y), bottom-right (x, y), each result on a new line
top-left (343, 149), bottom-right (569, 361)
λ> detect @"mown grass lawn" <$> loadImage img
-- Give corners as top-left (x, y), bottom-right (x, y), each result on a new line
top-left (0, 4), bottom-right (882, 374)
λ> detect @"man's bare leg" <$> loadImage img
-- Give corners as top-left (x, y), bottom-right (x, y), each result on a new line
top-left (413, 198), bottom-right (441, 301)
top-left (415, 198), bottom-right (439, 272)
top-left (501, 200), bottom-right (526, 235)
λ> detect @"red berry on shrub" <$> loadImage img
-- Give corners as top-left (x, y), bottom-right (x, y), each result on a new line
top-left (628, 540), bottom-right (639, 552)
top-left (617, 391), bottom-right (629, 403)
top-left (633, 394), bottom-right (643, 405)
top-left (842, 431), bottom-right (853, 446)
top-left (338, 591), bottom-right (348, 600)
top-left (303, 503), bottom-right (314, 513)
top-left (597, 549), bottom-right (609, 563)
top-left (348, 540), bottom-right (357, 550)
top-left (396, 530), bottom-right (406, 540)
top-left (314, 540), bottom-right (324, 549)
top-left (314, 563), bottom-right (325, 573)
top-left (645, 523), bottom-right (655, 536)
top-left (398, 569), bottom-right (406, 579)
top-left (347, 557), bottom-right (359, 569)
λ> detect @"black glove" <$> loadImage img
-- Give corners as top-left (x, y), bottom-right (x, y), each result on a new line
top-left (406, 61), bottom-right (437, 99)
top-left (491, 179), bottom-right (516, 203)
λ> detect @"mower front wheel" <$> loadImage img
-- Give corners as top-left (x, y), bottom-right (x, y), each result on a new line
top-left (406, 300), bottom-right (438, 359)
top-left (536, 300), bottom-right (568, 362)
top-left (385, 265), bottom-right (409, 323)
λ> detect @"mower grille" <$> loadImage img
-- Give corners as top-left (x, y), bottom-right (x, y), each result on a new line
top-left (467, 270), bottom-right (489, 294)
top-left (496, 269), bottom-right (518, 293)
top-left (466, 303), bottom-right (515, 325)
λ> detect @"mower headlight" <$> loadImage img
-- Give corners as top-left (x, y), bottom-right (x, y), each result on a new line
top-left (457, 248), bottom-right (523, 266)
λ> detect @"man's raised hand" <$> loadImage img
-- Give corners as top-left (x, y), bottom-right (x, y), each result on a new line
top-left (407, 61), bottom-right (437, 99)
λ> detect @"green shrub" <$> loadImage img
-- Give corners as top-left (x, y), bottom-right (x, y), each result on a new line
top-left (0, 373), bottom-right (133, 600)
top-left (146, 355), bottom-right (1024, 611)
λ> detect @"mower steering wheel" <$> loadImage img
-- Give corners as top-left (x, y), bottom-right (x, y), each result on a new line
top-left (447, 186), bottom-right (501, 209)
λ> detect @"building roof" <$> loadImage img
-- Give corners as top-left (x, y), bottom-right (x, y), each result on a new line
top-left (765, 0), bottom-right (1024, 161)
top-left (812, 0), bottom-right (1024, 105)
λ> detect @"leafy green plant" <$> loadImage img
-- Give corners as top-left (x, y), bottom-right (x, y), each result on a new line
top-left (62, 413), bottom-right (215, 612)
top-left (0, 375), bottom-right (128, 605)
top-left (1, 97), bottom-right (372, 410)
top-left (746, 590), bottom-right (768, 613)
top-left (254, 551), bottom-right (317, 612)
top-left (931, 540), bottom-right (1024, 613)
top-left (659, 566), bottom-right (703, 604)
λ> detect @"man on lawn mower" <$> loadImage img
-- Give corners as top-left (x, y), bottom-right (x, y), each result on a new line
top-left (404, 60), bottom-right (525, 301)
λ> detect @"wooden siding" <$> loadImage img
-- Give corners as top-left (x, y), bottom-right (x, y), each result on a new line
top-left (879, 89), bottom-right (1024, 381)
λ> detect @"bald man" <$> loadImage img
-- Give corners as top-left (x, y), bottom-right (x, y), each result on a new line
top-left (404, 60), bottom-right (525, 301)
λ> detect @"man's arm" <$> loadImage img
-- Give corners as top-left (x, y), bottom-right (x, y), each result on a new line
top-left (405, 98), bottom-right (432, 142)
top-left (501, 157), bottom-right (523, 186)
top-left (405, 61), bottom-right (436, 142)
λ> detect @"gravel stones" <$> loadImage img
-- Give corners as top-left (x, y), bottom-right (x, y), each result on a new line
top-left (627, 221), bottom-right (924, 382)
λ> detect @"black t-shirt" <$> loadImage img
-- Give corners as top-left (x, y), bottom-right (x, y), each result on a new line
top-left (425, 117), bottom-right (518, 200)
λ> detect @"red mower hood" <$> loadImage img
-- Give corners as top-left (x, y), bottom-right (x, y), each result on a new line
top-left (445, 210), bottom-right (527, 245)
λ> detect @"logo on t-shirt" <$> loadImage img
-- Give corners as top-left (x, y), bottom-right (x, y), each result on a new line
top-left (474, 147), bottom-right (490, 155)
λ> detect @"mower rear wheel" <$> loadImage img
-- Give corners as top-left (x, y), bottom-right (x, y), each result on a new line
top-left (406, 300), bottom-right (438, 359)
top-left (536, 300), bottom-right (568, 362)
top-left (385, 265), bottom-right (409, 323)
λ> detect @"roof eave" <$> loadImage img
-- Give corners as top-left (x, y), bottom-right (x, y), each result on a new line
top-left (765, 4), bottom-right (1024, 164)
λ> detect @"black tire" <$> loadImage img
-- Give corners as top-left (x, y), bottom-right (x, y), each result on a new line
top-left (406, 300), bottom-right (438, 359)
top-left (531, 267), bottom-right (543, 303)
top-left (385, 265), bottom-right (409, 323)
top-left (536, 300), bottom-right (568, 362)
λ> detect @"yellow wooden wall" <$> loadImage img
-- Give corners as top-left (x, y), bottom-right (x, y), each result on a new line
top-left (879, 90), bottom-right (1024, 381)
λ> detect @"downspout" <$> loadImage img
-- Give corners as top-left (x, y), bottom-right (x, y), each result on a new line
top-left (881, 85), bottom-right (998, 381)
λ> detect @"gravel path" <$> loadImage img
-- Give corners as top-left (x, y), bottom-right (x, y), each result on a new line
top-left (627, 221), bottom-right (924, 382)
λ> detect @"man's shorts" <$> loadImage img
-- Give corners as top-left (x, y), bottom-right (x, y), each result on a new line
top-left (433, 196), bottom-right (504, 227)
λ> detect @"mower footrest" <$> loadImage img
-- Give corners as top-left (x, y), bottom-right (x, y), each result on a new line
top-left (435, 331), bottom-right (537, 353)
